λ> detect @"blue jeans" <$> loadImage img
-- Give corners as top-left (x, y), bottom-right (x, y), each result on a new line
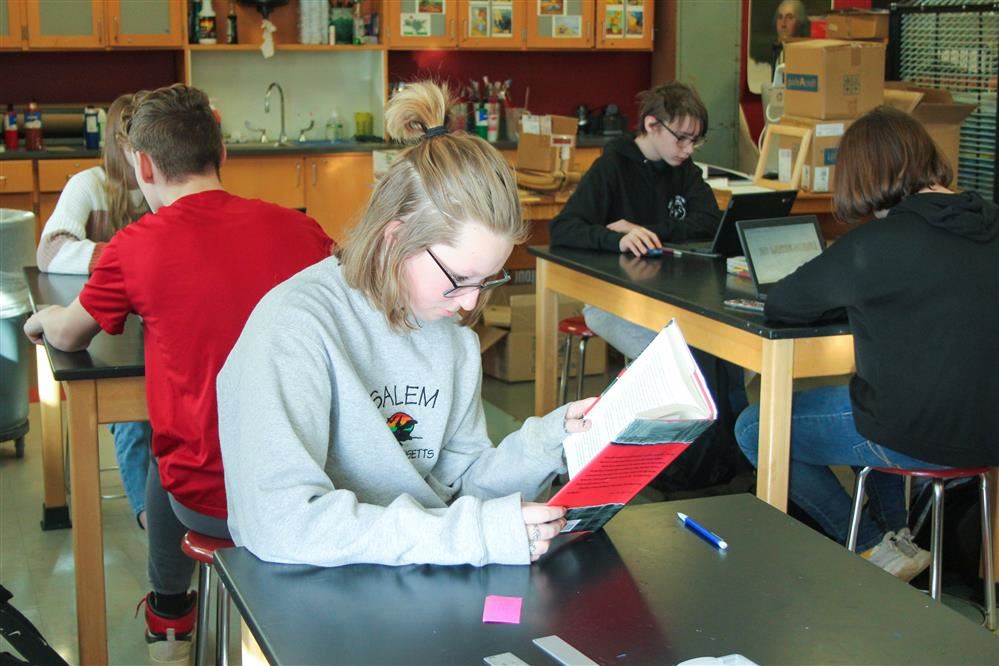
top-left (107, 421), bottom-right (151, 522)
top-left (735, 385), bottom-right (943, 552)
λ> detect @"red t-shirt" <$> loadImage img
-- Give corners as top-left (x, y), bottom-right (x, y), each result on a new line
top-left (80, 190), bottom-right (333, 518)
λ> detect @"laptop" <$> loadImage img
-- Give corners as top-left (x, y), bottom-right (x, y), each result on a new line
top-left (736, 215), bottom-right (826, 300)
top-left (663, 189), bottom-right (798, 259)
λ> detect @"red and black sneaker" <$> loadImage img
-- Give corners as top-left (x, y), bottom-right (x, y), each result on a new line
top-left (136, 591), bottom-right (197, 664)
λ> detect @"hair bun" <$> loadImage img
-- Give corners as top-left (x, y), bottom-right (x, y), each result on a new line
top-left (385, 81), bottom-right (453, 145)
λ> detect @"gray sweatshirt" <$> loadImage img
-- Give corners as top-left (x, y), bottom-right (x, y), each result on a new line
top-left (217, 258), bottom-right (570, 567)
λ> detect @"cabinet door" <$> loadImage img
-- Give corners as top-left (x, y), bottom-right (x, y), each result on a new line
top-left (305, 154), bottom-right (374, 244)
top-left (386, 0), bottom-right (458, 49)
top-left (107, 0), bottom-right (184, 47)
top-left (0, 160), bottom-right (35, 236)
top-left (458, 0), bottom-right (525, 49)
top-left (221, 156), bottom-right (306, 210)
top-left (0, 0), bottom-right (25, 49)
top-left (526, 0), bottom-right (594, 49)
top-left (25, 0), bottom-right (105, 48)
top-left (36, 158), bottom-right (101, 242)
top-left (595, 0), bottom-right (652, 50)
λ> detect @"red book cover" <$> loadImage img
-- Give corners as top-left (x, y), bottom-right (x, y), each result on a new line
top-left (549, 321), bottom-right (716, 533)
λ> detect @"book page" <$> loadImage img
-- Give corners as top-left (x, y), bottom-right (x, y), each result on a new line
top-left (562, 322), bottom-right (715, 478)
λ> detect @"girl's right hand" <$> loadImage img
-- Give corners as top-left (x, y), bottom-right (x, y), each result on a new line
top-left (521, 502), bottom-right (567, 562)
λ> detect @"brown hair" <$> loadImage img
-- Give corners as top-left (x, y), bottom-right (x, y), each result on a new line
top-left (834, 106), bottom-right (953, 221)
top-left (119, 84), bottom-right (223, 181)
top-left (339, 80), bottom-right (525, 332)
top-left (103, 94), bottom-right (149, 231)
top-left (636, 82), bottom-right (709, 137)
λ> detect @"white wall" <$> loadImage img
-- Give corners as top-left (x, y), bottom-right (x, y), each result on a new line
top-left (190, 50), bottom-right (385, 142)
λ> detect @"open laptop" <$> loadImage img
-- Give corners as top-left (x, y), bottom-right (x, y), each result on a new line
top-left (663, 189), bottom-right (798, 259)
top-left (736, 215), bottom-right (825, 300)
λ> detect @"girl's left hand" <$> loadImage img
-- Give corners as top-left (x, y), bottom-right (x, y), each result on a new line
top-left (563, 397), bottom-right (597, 434)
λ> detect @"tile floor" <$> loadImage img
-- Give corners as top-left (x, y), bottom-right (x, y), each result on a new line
top-left (1, 363), bottom-right (992, 664)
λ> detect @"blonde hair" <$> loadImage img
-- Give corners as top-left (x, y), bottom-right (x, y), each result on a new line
top-left (340, 81), bottom-right (526, 332)
top-left (103, 94), bottom-right (149, 231)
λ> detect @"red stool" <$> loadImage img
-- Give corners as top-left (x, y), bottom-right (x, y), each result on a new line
top-left (182, 530), bottom-right (236, 666)
top-left (558, 316), bottom-right (597, 405)
top-left (846, 466), bottom-right (996, 630)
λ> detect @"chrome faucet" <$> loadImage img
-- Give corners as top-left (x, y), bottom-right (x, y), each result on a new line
top-left (264, 82), bottom-right (288, 145)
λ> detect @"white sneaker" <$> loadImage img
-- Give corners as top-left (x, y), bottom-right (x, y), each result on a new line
top-left (861, 530), bottom-right (932, 582)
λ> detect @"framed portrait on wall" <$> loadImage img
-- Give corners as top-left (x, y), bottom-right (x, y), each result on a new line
top-left (747, 0), bottom-right (833, 94)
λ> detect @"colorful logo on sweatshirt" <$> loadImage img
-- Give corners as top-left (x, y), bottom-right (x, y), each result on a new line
top-left (387, 412), bottom-right (419, 443)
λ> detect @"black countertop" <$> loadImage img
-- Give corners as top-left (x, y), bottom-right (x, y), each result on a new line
top-left (0, 135), bottom-right (615, 161)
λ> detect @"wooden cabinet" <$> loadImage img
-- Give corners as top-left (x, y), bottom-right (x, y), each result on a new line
top-left (221, 155), bottom-right (306, 210)
top-left (385, 0), bottom-right (458, 49)
top-left (36, 158), bottom-right (101, 241)
top-left (305, 154), bottom-right (373, 244)
top-left (0, 0), bottom-right (25, 49)
top-left (107, 0), bottom-right (184, 47)
top-left (526, 0), bottom-right (594, 49)
top-left (457, 0), bottom-right (526, 49)
top-left (595, 0), bottom-right (653, 50)
top-left (25, 0), bottom-right (105, 48)
top-left (21, 0), bottom-right (182, 49)
top-left (0, 160), bottom-right (35, 231)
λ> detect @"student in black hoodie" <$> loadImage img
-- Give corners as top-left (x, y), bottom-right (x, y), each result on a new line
top-left (550, 82), bottom-right (749, 493)
top-left (735, 106), bottom-right (999, 582)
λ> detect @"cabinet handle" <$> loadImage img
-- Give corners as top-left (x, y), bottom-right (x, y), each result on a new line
top-left (113, 16), bottom-right (120, 42)
top-left (461, 19), bottom-right (466, 39)
top-left (311, 162), bottom-right (318, 187)
top-left (296, 162), bottom-right (302, 188)
top-left (448, 18), bottom-right (455, 39)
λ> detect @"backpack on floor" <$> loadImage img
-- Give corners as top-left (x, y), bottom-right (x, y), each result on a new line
top-left (0, 584), bottom-right (68, 666)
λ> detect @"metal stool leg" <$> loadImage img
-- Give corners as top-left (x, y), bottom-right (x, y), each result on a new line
top-left (978, 472), bottom-right (996, 631)
top-left (930, 479), bottom-right (946, 601)
top-left (194, 562), bottom-right (213, 666)
top-left (559, 333), bottom-right (573, 406)
top-left (216, 576), bottom-right (231, 666)
top-left (847, 467), bottom-right (873, 551)
top-left (575, 336), bottom-right (589, 402)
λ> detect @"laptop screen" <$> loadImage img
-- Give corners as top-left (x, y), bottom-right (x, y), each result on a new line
top-left (736, 215), bottom-right (825, 297)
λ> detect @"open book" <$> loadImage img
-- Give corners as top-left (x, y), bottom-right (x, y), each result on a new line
top-left (549, 320), bottom-right (717, 533)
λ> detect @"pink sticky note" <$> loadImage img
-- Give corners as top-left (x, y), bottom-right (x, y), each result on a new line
top-left (482, 595), bottom-right (523, 624)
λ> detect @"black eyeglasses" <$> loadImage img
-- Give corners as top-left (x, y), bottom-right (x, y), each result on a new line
top-left (426, 248), bottom-right (511, 298)
top-left (657, 121), bottom-right (706, 149)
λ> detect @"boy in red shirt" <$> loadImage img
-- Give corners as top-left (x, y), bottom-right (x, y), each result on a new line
top-left (24, 84), bottom-right (333, 662)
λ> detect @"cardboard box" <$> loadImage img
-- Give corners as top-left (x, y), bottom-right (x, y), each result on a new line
top-left (784, 39), bottom-right (886, 119)
top-left (516, 114), bottom-right (578, 173)
top-left (824, 11), bottom-right (889, 40)
top-left (476, 285), bottom-right (606, 382)
top-left (777, 114), bottom-right (854, 192)
top-left (883, 82), bottom-right (977, 185)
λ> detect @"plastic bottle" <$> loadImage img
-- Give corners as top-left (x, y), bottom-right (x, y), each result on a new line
top-left (352, 0), bottom-right (365, 45)
top-left (3, 105), bottom-right (17, 151)
top-left (189, 0), bottom-right (202, 44)
top-left (226, 0), bottom-right (238, 44)
top-left (84, 106), bottom-right (100, 150)
top-left (97, 108), bottom-right (108, 148)
top-left (475, 101), bottom-right (488, 140)
top-left (325, 109), bottom-right (345, 142)
top-left (198, 1), bottom-right (217, 44)
top-left (24, 102), bottom-right (42, 151)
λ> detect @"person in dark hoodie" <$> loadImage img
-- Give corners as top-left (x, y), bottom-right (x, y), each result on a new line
top-left (735, 106), bottom-right (999, 582)
top-left (549, 82), bottom-right (750, 494)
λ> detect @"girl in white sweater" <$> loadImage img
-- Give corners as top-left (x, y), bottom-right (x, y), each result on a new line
top-left (37, 94), bottom-right (152, 527)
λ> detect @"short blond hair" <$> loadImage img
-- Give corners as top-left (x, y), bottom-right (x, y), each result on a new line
top-left (340, 81), bottom-right (526, 332)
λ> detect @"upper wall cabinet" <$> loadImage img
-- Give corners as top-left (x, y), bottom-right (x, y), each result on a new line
top-left (526, 0), bottom-right (594, 49)
top-left (25, 0), bottom-right (105, 48)
top-left (0, 0), bottom-right (25, 49)
top-left (386, 0), bottom-right (459, 49)
top-left (594, 0), bottom-right (653, 50)
top-left (107, 0), bottom-right (184, 47)
top-left (457, 0), bottom-right (527, 49)
top-left (18, 0), bottom-right (183, 49)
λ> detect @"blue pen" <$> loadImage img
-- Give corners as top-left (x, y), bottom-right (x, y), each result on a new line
top-left (677, 512), bottom-right (728, 550)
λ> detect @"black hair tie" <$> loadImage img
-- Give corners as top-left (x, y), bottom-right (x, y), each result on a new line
top-left (424, 125), bottom-right (449, 139)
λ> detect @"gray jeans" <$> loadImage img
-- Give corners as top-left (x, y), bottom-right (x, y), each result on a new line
top-left (146, 457), bottom-right (230, 595)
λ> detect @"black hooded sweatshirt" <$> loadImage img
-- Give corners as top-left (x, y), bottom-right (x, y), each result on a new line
top-left (765, 191), bottom-right (999, 466)
top-left (549, 135), bottom-right (721, 251)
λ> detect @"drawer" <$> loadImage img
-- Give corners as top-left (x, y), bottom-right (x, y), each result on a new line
top-left (0, 160), bottom-right (35, 193)
top-left (38, 158), bottom-right (101, 192)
